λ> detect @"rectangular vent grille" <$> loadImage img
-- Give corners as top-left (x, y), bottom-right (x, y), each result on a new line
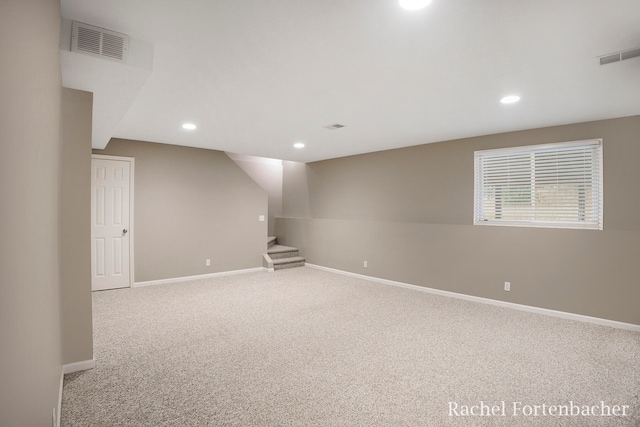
top-left (598, 47), bottom-right (640, 65)
top-left (72, 22), bottom-right (129, 62)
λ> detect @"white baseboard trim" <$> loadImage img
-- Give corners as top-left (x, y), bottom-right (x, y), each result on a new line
top-left (305, 263), bottom-right (640, 332)
top-left (134, 267), bottom-right (267, 288)
top-left (58, 360), bottom-right (95, 425)
top-left (63, 359), bottom-right (96, 374)
top-left (57, 368), bottom-right (63, 427)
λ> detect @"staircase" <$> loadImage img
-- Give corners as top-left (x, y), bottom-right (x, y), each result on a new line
top-left (264, 236), bottom-right (305, 271)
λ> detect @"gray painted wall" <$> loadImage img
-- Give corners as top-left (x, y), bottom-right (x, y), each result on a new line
top-left (226, 153), bottom-right (283, 236)
top-left (95, 139), bottom-right (268, 282)
top-left (0, 1), bottom-right (64, 425)
top-left (277, 116), bottom-right (640, 325)
top-left (60, 88), bottom-right (94, 365)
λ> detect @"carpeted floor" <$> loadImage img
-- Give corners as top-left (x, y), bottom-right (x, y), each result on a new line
top-left (62, 267), bottom-right (640, 426)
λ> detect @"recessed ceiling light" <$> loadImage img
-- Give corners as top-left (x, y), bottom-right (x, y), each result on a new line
top-left (399, 0), bottom-right (432, 11)
top-left (500, 95), bottom-right (521, 104)
top-left (182, 123), bottom-right (197, 130)
top-left (293, 142), bottom-right (305, 149)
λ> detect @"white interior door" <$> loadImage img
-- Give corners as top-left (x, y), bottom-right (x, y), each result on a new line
top-left (91, 157), bottom-right (132, 291)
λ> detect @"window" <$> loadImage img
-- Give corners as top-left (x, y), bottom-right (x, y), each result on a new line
top-left (474, 139), bottom-right (603, 230)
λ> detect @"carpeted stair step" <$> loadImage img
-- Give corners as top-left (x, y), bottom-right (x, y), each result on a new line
top-left (267, 244), bottom-right (300, 260)
top-left (264, 236), bottom-right (305, 271)
top-left (272, 256), bottom-right (306, 270)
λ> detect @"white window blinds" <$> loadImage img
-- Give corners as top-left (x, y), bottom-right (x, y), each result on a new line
top-left (474, 139), bottom-right (603, 230)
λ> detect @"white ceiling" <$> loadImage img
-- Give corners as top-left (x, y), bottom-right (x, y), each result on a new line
top-left (61, 0), bottom-right (640, 163)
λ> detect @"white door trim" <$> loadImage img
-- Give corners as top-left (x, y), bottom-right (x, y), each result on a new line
top-left (91, 154), bottom-right (135, 287)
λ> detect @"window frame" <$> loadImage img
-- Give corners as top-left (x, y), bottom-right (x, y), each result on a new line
top-left (473, 139), bottom-right (603, 230)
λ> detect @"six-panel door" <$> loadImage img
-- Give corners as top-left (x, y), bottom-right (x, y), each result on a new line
top-left (91, 158), bottom-right (131, 291)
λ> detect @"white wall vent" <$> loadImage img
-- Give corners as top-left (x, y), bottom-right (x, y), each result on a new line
top-left (72, 21), bottom-right (129, 62)
top-left (598, 47), bottom-right (640, 65)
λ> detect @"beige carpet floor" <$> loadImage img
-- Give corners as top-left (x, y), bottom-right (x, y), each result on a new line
top-left (62, 267), bottom-right (640, 426)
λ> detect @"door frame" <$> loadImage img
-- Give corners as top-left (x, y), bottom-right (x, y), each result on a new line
top-left (91, 154), bottom-right (135, 288)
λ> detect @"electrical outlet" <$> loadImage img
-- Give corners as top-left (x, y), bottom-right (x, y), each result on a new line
top-left (363, 261), bottom-right (368, 268)
top-left (205, 259), bottom-right (211, 267)
top-left (259, 215), bottom-right (265, 222)
top-left (504, 281), bottom-right (511, 291)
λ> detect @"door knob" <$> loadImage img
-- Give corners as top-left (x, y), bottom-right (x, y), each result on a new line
top-left (123, 229), bottom-right (128, 234)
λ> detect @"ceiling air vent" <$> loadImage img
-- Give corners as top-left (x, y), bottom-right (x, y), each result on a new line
top-left (598, 47), bottom-right (640, 65)
top-left (72, 21), bottom-right (129, 62)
